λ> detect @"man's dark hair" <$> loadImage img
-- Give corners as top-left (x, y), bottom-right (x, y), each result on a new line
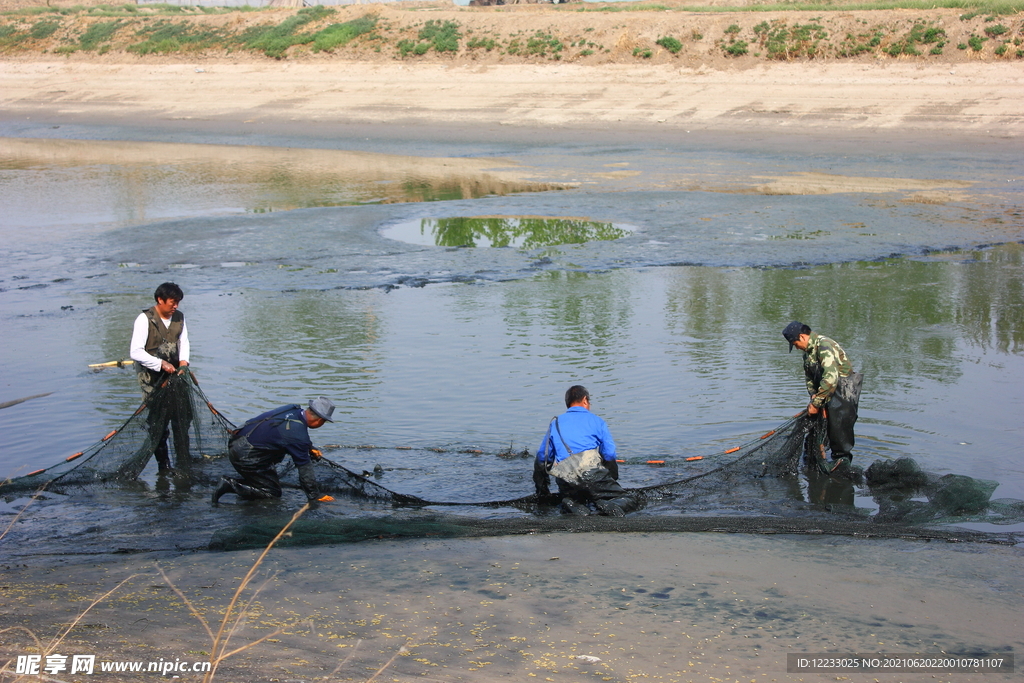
top-left (565, 385), bottom-right (590, 408)
top-left (154, 282), bottom-right (184, 302)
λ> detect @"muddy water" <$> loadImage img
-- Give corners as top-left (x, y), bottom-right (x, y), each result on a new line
top-left (1, 125), bottom-right (1023, 524)
top-left (1, 122), bottom-right (1022, 683)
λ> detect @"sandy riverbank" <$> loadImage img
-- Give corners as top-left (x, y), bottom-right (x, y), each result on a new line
top-left (2, 531), bottom-right (1022, 682)
top-left (2, 58), bottom-right (1023, 138)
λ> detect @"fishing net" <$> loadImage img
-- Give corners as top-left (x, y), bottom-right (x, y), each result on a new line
top-left (4, 375), bottom-right (1023, 553)
top-left (0, 369), bottom-right (236, 495)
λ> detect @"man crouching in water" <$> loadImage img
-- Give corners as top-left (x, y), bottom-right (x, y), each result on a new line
top-left (212, 397), bottom-right (336, 506)
top-left (533, 385), bottom-right (638, 516)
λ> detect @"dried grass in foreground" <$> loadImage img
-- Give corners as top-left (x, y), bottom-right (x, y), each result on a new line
top-left (158, 502), bottom-right (311, 683)
top-left (0, 497), bottom-right (411, 682)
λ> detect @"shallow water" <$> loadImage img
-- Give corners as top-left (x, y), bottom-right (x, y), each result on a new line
top-left (1, 123), bottom-right (1023, 553)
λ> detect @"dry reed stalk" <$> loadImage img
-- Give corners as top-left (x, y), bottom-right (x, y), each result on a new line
top-left (201, 502), bottom-right (310, 683)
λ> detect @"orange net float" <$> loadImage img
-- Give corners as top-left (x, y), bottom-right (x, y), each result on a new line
top-left (101, 430), bottom-right (117, 441)
top-left (207, 402), bottom-right (220, 417)
top-left (65, 452), bottom-right (84, 462)
top-left (724, 447), bottom-right (741, 454)
top-left (646, 460), bottom-right (665, 466)
top-left (26, 469), bottom-right (45, 476)
top-left (760, 430), bottom-right (776, 439)
top-left (133, 405), bottom-right (146, 416)
top-left (685, 456), bottom-right (704, 462)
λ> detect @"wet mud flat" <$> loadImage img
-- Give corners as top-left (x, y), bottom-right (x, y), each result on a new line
top-left (1, 532), bottom-right (1021, 682)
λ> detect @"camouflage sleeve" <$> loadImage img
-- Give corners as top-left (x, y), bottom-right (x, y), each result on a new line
top-left (810, 342), bottom-right (841, 408)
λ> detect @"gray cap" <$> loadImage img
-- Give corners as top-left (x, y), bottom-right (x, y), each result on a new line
top-left (308, 396), bottom-right (335, 422)
top-left (782, 321), bottom-right (808, 353)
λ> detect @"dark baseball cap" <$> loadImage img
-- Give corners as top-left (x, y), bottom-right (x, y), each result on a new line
top-left (782, 321), bottom-right (807, 352)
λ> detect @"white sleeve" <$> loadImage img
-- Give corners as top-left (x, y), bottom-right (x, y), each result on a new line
top-left (129, 313), bottom-right (163, 372)
top-left (178, 320), bottom-right (190, 364)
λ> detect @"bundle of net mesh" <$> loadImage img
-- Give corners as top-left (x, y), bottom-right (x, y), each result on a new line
top-left (0, 370), bottom-right (236, 495)
top-left (3, 373), bottom-right (1022, 553)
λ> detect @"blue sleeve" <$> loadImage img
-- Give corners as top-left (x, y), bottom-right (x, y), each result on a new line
top-left (596, 417), bottom-right (617, 461)
top-left (536, 425), bottom-right (554, 465)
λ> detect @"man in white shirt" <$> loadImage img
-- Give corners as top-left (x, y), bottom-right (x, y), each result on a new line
top-left (130, 282), bottom-right (191, 475)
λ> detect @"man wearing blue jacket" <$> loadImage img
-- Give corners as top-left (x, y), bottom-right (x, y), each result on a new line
top-left (212, 397), bottom-right (336, 506)
top-left (533, 385), bottom-right (637, 516)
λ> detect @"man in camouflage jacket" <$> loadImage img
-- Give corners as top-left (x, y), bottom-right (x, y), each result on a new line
top-left (782, 321), bottom-right (863, 473)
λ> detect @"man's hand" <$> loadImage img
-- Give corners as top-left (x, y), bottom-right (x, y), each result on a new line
top-left (807, 403), bottom-right (820, 416)
top-left (160, 360), bottom-right (176, 373)
top-left (176, 360), bottom-right (189, 375)
top-left (316, 494), bottom-right (334, 502)
top-left (310, 448), bottom-right (323, 460)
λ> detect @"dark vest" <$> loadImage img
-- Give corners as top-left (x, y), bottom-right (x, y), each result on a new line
top-left (143, 306), bottom-right (184, 365)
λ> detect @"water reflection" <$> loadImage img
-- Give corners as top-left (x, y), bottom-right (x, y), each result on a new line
top-left (661, 246), bottom-right (1024, 393)
top-left (383, 216), bottom-right (635, 248)
top-left (0, 138), bottom-right (562, 238)
top-left (231, 290), bottom-right (385, 408)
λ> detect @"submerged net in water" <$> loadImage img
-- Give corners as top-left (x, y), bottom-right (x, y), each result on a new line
top-left (1, 370), bottom-right (236, 495)
top-left (3, 372), bottom-right (1022, 551)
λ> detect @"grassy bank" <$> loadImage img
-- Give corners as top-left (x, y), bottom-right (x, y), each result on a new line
top-left (0, 0), bottom-right (1022, 64)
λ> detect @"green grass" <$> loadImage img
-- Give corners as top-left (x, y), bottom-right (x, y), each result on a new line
top-left (237, 5), bottom-right (333, 59)
top-left (656, 35), bottom-right (683, 53)
top-left (723, 38), bottom-right (749, 55)
top-left (418, 19), bottom-right (460, 53)
top-left (397, 38), bottom-right (429, 57)
top-left (467, 36), bottom-right (497, 51)
top-left (4, 0), bottom-right (1021, 61)
top-left (752, 20), bottom-right (827, 59)
top-left (312, 14), bottom-right (376, 53)
top-left (128, 19), bottom-right (224, 54)
top-left (527, 31), bottom-right (562, 56)
top-left (73, 18), bottom-right (125, 51)
top-left (0, 23), bottom-right (23, 47)
top-left (3, 3), bottom-right (241, 16)
top-left (29, 19), bottom-right (60, 39)
top-left (578, 0), bottom-right (1023, 13)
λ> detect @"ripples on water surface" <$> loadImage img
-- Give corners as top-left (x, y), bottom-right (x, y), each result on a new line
top-left (1, 124), bottom-right (1022, 551)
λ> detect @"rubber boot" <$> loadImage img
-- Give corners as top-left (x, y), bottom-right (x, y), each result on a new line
top-left (155, 442), bottom-right (175, 476)
top-left (232, 481), bottom-right (277, 501)
top-left (561, 497), bottom-right (590, 516)
top-left (595, 496), bottom-right (637, 517)
top-left (828, 456), bottom-right (852, 475)
top-left (211, 477), bottom-right (235, 506)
